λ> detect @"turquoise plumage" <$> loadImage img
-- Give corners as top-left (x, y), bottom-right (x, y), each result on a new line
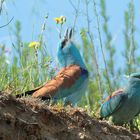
top-left (56, 29), bottom-right (88, 105)
top-left (17, 29), bottom-right (89, 106)
top-left (100, 72), bottom-right (140, 125)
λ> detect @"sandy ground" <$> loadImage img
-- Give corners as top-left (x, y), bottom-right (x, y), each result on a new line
top-left (0, 92), bottom-right (140, 140)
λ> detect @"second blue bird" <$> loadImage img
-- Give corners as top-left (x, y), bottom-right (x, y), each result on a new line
top-left (100, 72), bottom-right (140, 125)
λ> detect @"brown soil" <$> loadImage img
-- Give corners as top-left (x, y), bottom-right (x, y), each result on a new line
top-left (0, 92), bottom-right (140, 140)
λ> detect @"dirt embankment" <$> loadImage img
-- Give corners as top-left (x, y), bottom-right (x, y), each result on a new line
top-left (0, 92), bottom-right (140, 140)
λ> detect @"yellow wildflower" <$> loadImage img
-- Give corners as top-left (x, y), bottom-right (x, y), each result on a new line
top-left (28, 41), bottom-right (40, 48)
top-left (54, 16), bottom-right (66, 25)
top-left (54, 18), bottom-right (61, 24)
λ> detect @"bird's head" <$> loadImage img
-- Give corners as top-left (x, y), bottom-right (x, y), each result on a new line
top-left (57, 28), bottom-right (86, 69)
top-left (128, 72), bottom-right (140, 87)
top-left (123, 72), bottom-right (140, 92)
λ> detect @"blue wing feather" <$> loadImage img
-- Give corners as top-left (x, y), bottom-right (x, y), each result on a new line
top-left (62, 74), bottom-right (88, 106)
top-left (100, 90), bottom-right (126, 118)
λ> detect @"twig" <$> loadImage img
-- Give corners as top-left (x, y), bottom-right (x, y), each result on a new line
top-left (69, 0), bottom-right (80, 30)
top-left (0, 0), bottom-right (4, 15)
top-left (85, 0), bottom-right (103, 96)
top-left (0, 16), bottom-right (14, 28)
top-left (100, 0), bottom-right (115, 79)
top-left (129, 0), bottom-right (135, 72)
top-left (93, 0), bottom-right (112, 93)
top-left (17, 118), bottom-right (38, 125)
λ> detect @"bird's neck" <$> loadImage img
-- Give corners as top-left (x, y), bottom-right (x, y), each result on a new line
top-left (59, 56), bottom-right (87, 70)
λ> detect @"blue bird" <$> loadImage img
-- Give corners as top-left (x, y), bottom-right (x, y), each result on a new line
top-left (100, 72), bottom-right (140, 125)
top-left (17, 29), bottom-right (89, 106)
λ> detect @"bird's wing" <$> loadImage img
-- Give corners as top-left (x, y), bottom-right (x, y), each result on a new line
top-left (100, 89), bottom-right (126, 118)
top-left (32, 65), bottom-right (88, 99)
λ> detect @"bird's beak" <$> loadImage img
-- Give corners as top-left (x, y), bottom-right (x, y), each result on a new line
top-left (69, 28), bottom-right (73, 39)
top-left (64, 28), bottom-right (69, 39)
top-left (64, 28), bottom-right (73, 40)
top-left (61, 28), bottom-right (73, 48)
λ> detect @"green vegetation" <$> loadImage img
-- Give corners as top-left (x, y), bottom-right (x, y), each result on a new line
top-left (0, 20), bottom-right (52, 95)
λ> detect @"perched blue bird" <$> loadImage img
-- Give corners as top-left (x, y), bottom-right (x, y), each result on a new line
top-left (17, 29), bottom-right (89, 105)
top-left (100, 72), bottom-right (140, 125)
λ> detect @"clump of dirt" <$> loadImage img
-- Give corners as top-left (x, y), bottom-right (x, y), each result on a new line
top-left (0, 92), bottom-right (140, 140)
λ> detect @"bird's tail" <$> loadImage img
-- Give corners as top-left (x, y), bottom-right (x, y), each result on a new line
top-left (16, 86), bottom-right (51, 101)
top-left (16, 88), bottom-right (41, 98)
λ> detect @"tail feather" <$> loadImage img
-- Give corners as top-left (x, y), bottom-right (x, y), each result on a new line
top-left (16, 86), bottom-right (51, 100)
top-left (16, 87), bottom-right (42, 98)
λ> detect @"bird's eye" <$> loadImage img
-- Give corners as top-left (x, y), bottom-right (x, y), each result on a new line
top-left (61, 39), bottom-right (67, 49)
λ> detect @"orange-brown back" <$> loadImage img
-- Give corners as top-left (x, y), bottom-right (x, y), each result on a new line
top-left (32, 65), bottom-right (82, 98)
